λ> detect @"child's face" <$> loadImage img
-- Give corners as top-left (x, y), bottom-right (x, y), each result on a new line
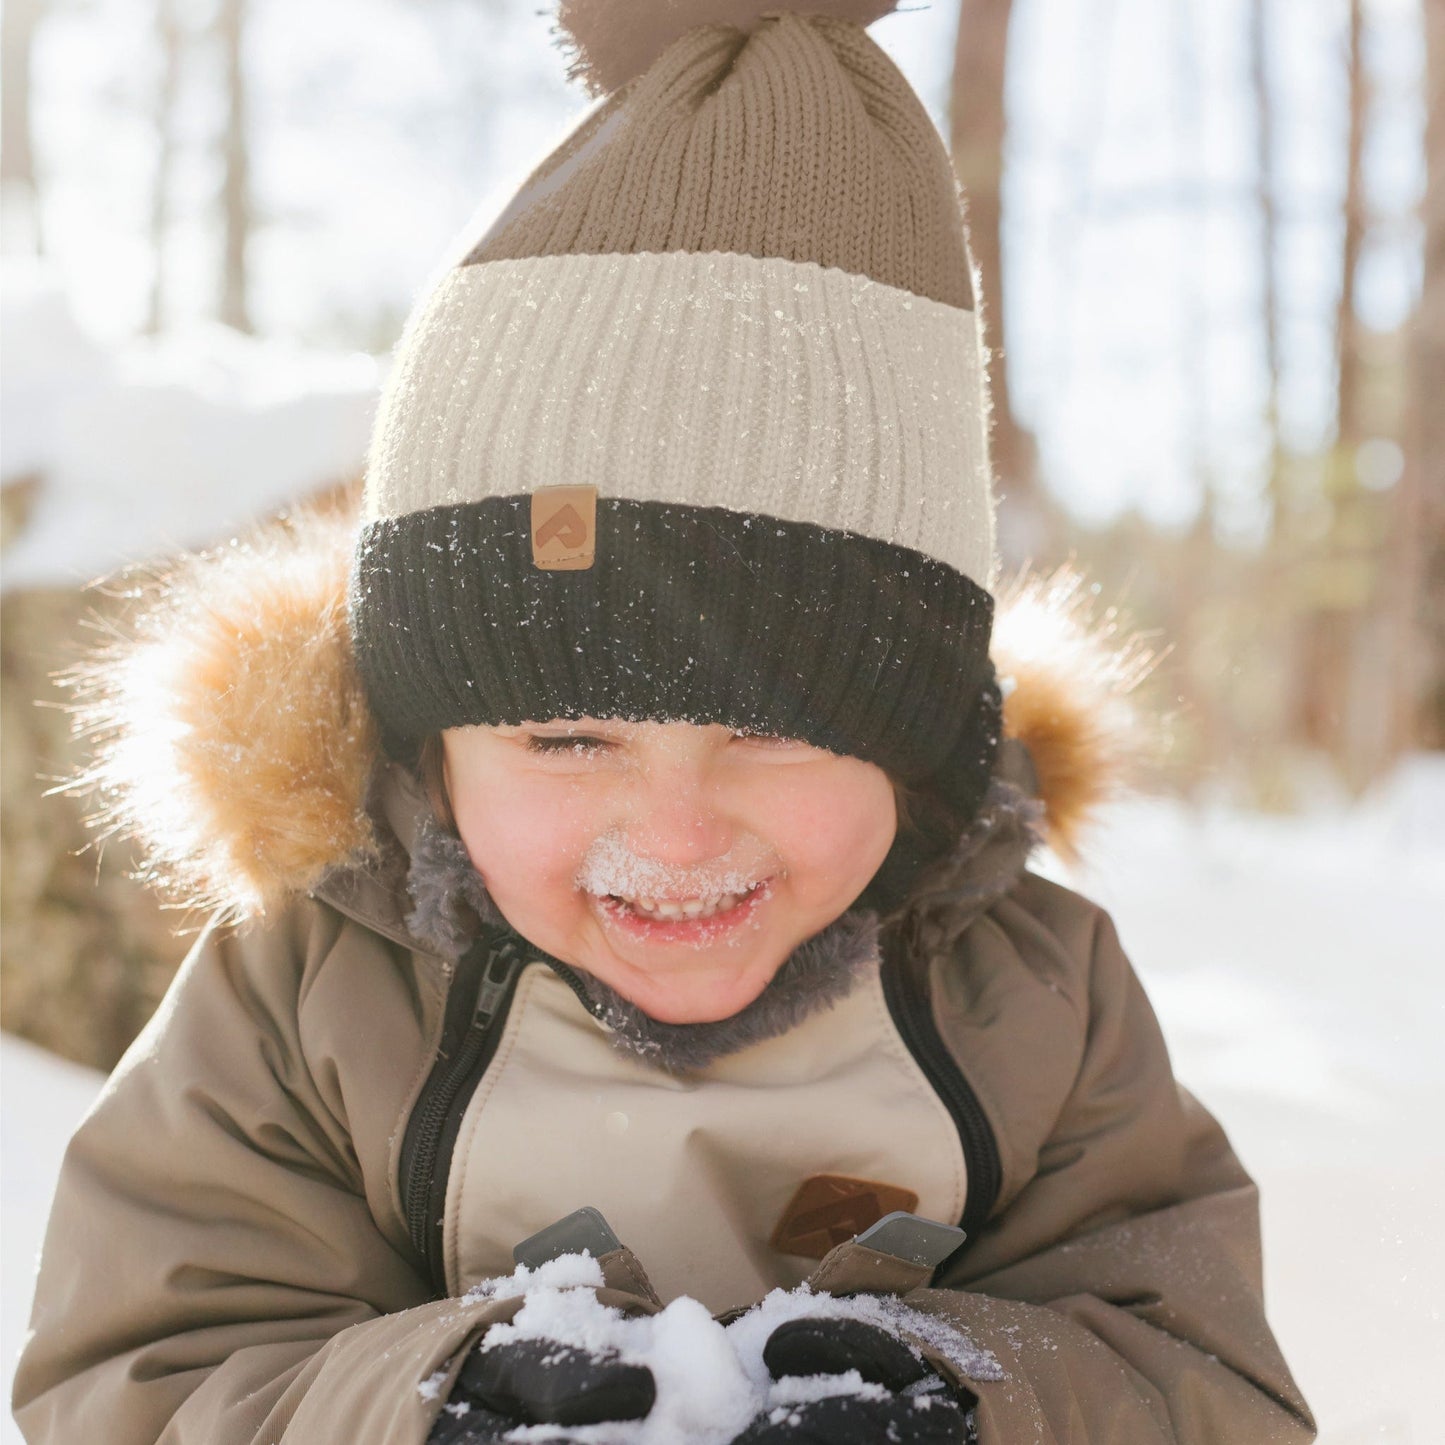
top-left (440, 718), bottom-right (897, 1024)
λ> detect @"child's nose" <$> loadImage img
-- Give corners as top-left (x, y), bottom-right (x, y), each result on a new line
top-left (622, 773), bottom-right (735, 865)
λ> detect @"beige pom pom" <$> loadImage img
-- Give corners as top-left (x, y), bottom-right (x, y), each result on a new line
top-left (553, 1), bottom-right (901, 98)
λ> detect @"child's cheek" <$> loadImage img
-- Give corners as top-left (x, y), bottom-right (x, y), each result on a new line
top-left (743, 764), bottom-right (896, 904)
top-left (455, 772), bottom-right (604, 914)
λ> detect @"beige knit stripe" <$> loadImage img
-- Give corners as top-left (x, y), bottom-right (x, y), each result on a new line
top-left (363, 249), bottom-right (995, 586)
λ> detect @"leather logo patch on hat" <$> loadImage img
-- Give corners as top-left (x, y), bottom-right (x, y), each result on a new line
top-left (770, 1175), bottom-right (920, 1260)
top-left (531, 485), bottom-right (597, 570)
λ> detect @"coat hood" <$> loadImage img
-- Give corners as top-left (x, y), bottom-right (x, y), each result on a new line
top-left (63, 498), bottom-right (1167, 935)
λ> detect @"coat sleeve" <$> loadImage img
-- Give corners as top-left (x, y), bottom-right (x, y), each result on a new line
top-left (9, 902), bottom-right (510, 1445)
top-left (908, 899), bottom-right (1318, 1443)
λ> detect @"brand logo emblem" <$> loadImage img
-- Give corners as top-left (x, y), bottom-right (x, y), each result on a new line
top-left (531, 485), bottom-right (597, 570)
top-left (770, 1175), bottom-right (920, 1259)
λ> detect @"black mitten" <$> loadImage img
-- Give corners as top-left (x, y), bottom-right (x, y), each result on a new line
top-left (424, 1397), bottom-right (516, 1445)
top-left (425, 1337), bottom-right (656, 1443)
top-left (732, 1392), bottom-right (973, 1445)
top-left (764, 1317), bottom-right (933, 1390)
top-left (734, 1317), bottom-right (980, 1445)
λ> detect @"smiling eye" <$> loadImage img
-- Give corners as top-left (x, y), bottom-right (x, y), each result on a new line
top-left (526, 734), bottom-right (611, 754)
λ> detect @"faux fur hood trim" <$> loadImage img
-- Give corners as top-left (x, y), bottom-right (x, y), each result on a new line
top-left (62, 499), bottom-right (1167, 924)
top-left (65, 506), bottom-right (380, 921)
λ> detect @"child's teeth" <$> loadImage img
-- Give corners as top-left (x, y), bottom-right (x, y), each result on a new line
top-left (620, 890), bottom-right (747, 921)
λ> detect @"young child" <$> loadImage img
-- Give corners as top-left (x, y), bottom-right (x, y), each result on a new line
top-left (13, 3), bottom-right (1316, 1442)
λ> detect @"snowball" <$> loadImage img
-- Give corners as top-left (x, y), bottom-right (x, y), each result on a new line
top-left (447, 1253), bottom-right (1001, 1441)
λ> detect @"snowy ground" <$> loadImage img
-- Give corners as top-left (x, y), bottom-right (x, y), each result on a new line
top-left (1029, 761), bottom-right (1445, 1445)
top-left (4, 771), bottom-right (1441, 1442)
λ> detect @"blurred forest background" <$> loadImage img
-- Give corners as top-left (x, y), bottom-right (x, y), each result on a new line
top-left (2, 0), bottom-right (1442, 1070)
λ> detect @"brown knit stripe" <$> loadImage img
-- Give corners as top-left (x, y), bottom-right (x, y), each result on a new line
top-left (463, 15), bottom-right (973, 311)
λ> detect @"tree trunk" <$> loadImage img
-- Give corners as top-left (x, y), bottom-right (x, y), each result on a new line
top-left (216, 0), bottom-right (252, 332)
top-left (1297, 0), bottom-right (1368, 774)
top-left (1410, 0), bottom-right (1445, 748)
top-left (145, 0), bottom-right (184, 335)
top-left (1249, 0), bottom-right (1285, 542)
top-left (948, 0), bottom-right (1060, 571)
top-left (1, 0), bottom-right (45, 255)
top-left (1336, 0), bottom-right (1367, 454)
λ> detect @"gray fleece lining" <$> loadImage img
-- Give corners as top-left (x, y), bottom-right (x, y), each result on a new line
top-left (403, 823), bottom-right (508, 959)
top-left (402, 771), bottom-right (1044, 1075)
top-left (897, 776), bottom-right (1049, 961)
top-left (574, 908), bottom-right (882, 1074)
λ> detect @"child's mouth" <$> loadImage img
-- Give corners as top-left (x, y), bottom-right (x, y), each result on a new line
top-left (592, 880), bottom-right (772, 943)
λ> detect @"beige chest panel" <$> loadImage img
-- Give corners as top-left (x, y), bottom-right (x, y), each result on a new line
top-left (445, 959), bottom-right (967, 1313)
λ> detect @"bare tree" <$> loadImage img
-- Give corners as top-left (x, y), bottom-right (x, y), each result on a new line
top-left (948, 0), bottom-right (1062, 569)
top-left (216, 0), bottom-right (253, 332)
top-left (144, 0), bottom-right (184, 334)
top-left (1249, 0), bottom-right (1285, 540)
top-left (1, 0), bottom-right (46, 255)
top-left (1336, 0), bottom-right (1368, 451)
top-left (1410, 0), bottom-right (1445, 748)
top-left (1296, 0), bottom-right (1369, 772)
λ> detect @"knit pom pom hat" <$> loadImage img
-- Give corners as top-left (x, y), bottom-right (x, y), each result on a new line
top-left (348, 1), bottom-right (1002, 910)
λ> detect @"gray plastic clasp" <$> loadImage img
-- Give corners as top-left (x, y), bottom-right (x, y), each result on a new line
top-left (513, 1206), bottom-right (624, 1270)
top-left (853, 1211), bottom-right (967, 1268)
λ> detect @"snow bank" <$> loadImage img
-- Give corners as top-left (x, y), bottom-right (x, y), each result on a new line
top-left (1, 261), bottom-right (380, 592)
top-left (1036, 764), bottom-right (1445, 1445)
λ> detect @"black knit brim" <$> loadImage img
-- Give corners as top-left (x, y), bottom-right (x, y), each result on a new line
top-left (349, 497), bottom-right (998, 824)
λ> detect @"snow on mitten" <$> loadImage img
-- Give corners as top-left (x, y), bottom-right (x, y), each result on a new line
top-left (728, 1317), bottom-right (979, 1444)
top-left (765, 1316), bottom-right (938, 1389)
top-left (732, 1392), bottom-right (974, 1444)
top-left (426, 1338), bottom-right (656, 1442)
top-left (423, 1212), bottom-right (665, 1444)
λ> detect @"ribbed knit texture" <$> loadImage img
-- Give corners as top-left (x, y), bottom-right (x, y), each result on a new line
top-left (349, 5), bottom-right (1004, 889)
top-left (467, 16), bottom-right (974, 310)
top-left (362, 251), bottom-right (994, 587)
top-left (352, 498), bottom-right (996, 790)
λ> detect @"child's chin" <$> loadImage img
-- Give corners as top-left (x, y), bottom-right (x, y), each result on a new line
top-left (609, 966), bottom-right (777, 1026)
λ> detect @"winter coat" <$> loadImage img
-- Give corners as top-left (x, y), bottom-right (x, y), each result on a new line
top-left (11, 506), bottom-right (1316, 1444)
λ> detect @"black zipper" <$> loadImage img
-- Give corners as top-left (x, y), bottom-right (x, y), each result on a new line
top-left (401, 920), bottom-right (999, 1293)
top-left (399, 926), bottom-right (527, 1291)
top-left (546, 957), bottom-right (599, 1016)
top-left (879, 925), bottom-right (1001, 1249)
top-left (398, 930), bottom-right (608, 1295)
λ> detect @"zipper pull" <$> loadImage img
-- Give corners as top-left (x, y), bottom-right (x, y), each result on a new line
top-left (475, 935), bottom-right (524, 1024)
